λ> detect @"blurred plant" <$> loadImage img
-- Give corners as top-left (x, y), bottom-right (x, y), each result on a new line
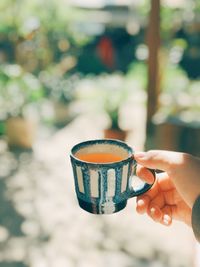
top-left (40, 70), bottom-right (78, 105)
top-left (179, 29), bottom-right (200, 80)
top-left (127, 62), bottom-right (147, 89)
top-left (96, 74), bottom-right (130, 130)
top-left (154, 65), bottom-right (200, 125)
top-left (0, 64), bottom-right (44, 120)
top-left (0, 0), bottom-right (91, 75)
top-left (161, 1), bottom-right (200, 40)
top-left (160, 1), bottom-right (200, 79)
top-left (38, 69), bottom-right (79, 126)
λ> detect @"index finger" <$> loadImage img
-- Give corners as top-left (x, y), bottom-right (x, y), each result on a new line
top-left (137, 177), bottom-right (159, 199)
top-left (136, 165), bottom-right (155, 184)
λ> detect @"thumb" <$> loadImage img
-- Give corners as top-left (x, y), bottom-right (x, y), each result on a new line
top-left (134, 150), bottom-right (185, 172)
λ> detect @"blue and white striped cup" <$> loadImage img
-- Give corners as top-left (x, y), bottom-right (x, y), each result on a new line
top-left (70, 139), bottom-right (155, 214)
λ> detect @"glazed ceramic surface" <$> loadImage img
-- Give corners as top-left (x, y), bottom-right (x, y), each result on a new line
top-left (70, 139), bottom-right (153, 214)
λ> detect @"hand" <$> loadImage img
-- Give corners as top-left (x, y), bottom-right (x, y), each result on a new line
top-left (134, 150), bottom-right (200, 226)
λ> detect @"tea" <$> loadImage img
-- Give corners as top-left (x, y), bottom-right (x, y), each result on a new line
top-left (77, 153), bottom-right (125, 163)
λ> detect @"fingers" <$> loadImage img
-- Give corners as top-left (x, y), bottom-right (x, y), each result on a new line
top-left (136, 165), bottom-right (155, 184)
top-left (134, 150), bottom-right (186, 173)
top-left (139, 178), bottom-right (159, 199)
top-left (136, 195), bottom-right (150, 214)
top-left (135, 172), bottom-right (174, 211)
top-left (135, 171), bottom-right (173, 203)
top-left (160, 206), bottom-right (172, 226)
top-left (148, 204), bottom-right (162, 222)
top-left (149, 205), bottom-right (172, 226)
top-left (157, 172), bottom-right (175, 191)
top-left (136, 192), bottom-right (162, 216)
top-left (136, 194), bottom-right (171, 224)
top-left (136, 202), bottom-right (173, 226)
top-left (135, 169), bottom-right (175, 226)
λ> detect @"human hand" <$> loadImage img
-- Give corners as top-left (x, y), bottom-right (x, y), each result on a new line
top-left (134, 151), bottom-right (200, 226)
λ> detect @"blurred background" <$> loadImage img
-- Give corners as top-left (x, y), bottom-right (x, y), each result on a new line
top-left (0, 0), bottom-right (200, 266)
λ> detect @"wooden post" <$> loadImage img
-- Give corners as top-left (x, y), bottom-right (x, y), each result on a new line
top-left (146, 0), bottom-right (161, 140)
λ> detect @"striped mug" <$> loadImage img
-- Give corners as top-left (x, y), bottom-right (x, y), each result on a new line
top-left (70, 139), bottom-right (155, 214)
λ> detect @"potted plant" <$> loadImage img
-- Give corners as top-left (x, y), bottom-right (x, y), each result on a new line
top-left (99, 74), bottom-right (129, 141)
top-left (152, 80), bottom-right (200, 154)
top-left (41, 70), bottom-right (78, 127)
top-left (0, 64), bottom-right (44, 148)
top-left (103, 107), bottom-right (127, 141)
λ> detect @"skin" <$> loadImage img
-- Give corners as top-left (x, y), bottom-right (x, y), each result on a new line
top-left (134, 150), bottom-right (200, 227)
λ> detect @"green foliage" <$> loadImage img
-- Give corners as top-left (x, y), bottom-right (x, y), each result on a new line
top-left (0, 64), bottom-right (44, 119)
top-left (41, 69), bottom-right (78, 104)
top-left (0, 0), bottom-right (91, 74)
top-left (160, 1), bottom-right (200, 44)
top-left (0, 0), bottom-right (199, 127)
top-left (95, 74), bottom-right (131, 130)
top-left (154, 64), bottom-right (200, 124)
top-left (0, 121), bottom-right (6, 135)
top-left (162, 65), bottom-right (189, 94)
top-left (0, 0), bottom-right (90, 123)
top-left (126, 62), bottom-right (147, 89)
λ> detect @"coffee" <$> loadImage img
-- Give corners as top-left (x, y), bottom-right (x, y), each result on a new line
top-left (76, 153), bottom-right (125, 163)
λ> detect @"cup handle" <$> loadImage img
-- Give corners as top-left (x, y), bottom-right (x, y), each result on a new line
top-left (129, 163), bottom-right (156, 198)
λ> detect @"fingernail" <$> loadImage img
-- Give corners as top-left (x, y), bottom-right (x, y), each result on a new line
top-left (163, 214), bottom-right (171, 225)
top-left (163, 219), bottom-right (169, 225)
top-left (137, 199), bottom-right (145, 206)
top-left (150, 207), bottom-right (156, 216)
top-left (134, 152), bottom-right (146, 159)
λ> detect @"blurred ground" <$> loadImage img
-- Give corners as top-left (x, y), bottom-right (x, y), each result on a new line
top-left (0, 103), bottom-right (196, 267)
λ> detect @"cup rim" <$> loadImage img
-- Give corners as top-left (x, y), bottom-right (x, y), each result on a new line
top-left (70, 139), bottom-right (134, 166)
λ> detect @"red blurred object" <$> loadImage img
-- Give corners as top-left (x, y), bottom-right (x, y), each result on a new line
top-left (96, 37), bottom-right (116, 69)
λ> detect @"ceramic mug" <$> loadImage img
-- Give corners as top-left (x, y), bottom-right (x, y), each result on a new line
top-left (70, 139), bottom-right (155, 214)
